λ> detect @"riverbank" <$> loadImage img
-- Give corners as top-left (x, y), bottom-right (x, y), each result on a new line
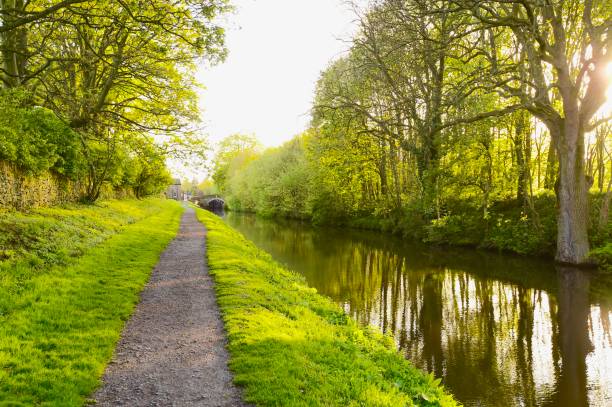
top-left (0, 198), bottom-right (182, 405)
top-left (225, 192), bottom-right (611, 270)
top-left (224, 211), bottom-right (612, 406)
top-left (196, 206), bottom-right (457, 406)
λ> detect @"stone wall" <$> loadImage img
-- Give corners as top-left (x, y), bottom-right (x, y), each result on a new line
top-left (0, 161), bottom-right (84, 210)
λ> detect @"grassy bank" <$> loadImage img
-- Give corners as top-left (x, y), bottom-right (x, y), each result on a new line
top-left (0, 198), bottom-right (183, 405)
top-left (196, 207), bottom-right (457, 406)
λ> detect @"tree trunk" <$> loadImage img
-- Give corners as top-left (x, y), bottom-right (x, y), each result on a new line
top-left (515, 140), bottom-right (525, 202)
top-left (389, 139), bottom-right (402, 208)
top-left (554, 121), bottom-right (590, 264)
top-left (545, 137), bottom-right (558, 190)
top-left (378, 139), bottom-right (388, 198)
top-left (514, 111), bottom-right (531, 204)
top-left (595, 127), bottom-right (606, 192)
top-left (481, 135), bottom-right (493, 219)
top-left (599, 169), bottom-right (611, 230)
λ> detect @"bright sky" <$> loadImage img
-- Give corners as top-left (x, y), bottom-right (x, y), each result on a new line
top-left (196, 0), bottom-right (359, 148)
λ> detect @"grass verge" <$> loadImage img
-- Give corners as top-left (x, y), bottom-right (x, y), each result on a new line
top-left (195, 206), bottom-right (457, 406)
top-left (0, 198), bottom-right (175, 271)
top-left (0, 198), bottom-right (183, 405)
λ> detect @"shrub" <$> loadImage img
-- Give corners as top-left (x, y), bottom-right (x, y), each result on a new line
top-left (483, 213), bottom-right (552, 255)
top-left (0, 89), bottom-right (84, 178)
top-left (424, 213), bottom-right (484, 246)
top-left (591, 243), bottom-right (612, 273)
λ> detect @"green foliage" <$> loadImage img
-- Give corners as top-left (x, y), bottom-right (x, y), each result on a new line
top-left (216, 131), bottom-right (610, 260)
top-left (590, 194), bottom-right (612, 271)
top-left (0, 0), bottom-right (232, 204)
top-left (0, 88), bottom-right (173, 202)
top-left (213, 134), bottom-right (261, 194)
top-left (120, 139), bottom-right (173, 199)
top-left (310, 189), bottom-right (350, 225)
top-left (421, 195), bottom-right (558, 255)
top-left (425, 214), bottom-right (484, 247)
top-left (303, 0), bottom-right (610, 264)
top-left (589, 193), bottom-right (612, 248)
top-left (227, 137), bottom-right (312, 219)
top-left (196, 178), bottom-right (219, 196)
top-left (0, 199), bottom-right (183, 405)
top-left (484, 214), bottom-right (550, 255)
top-left (196, 206), bottom-right (457, 406)
top-left (0, 89), bottom-right (84, 177)
top-left (591, 243), bottom-right (612, 273)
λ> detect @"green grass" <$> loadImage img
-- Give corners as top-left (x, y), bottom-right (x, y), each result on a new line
top-left (0, 198), bottom-right (183, 406)
top-left (196, 207), bottom-right (458, 407)
top-left (0, 198), bottom-right (173, 270)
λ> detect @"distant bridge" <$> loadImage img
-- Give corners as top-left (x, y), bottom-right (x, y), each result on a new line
top-left (197, 195), bottom-right (225, 212)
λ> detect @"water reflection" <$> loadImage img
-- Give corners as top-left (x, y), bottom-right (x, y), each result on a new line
top-left (551, 267), bottom-right (591, 407)
top-left (226, 213), bottom-right (612, 407)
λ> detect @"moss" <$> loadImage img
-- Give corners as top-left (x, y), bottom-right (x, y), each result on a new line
top-left (196, 206), bottom-right (457, 407)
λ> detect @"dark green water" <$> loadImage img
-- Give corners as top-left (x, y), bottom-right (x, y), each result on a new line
top-left (225, 212), bottom-right (612, 407)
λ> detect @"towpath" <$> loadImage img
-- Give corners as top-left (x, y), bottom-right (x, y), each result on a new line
top-left (93, 205), bottom-right (247, 406)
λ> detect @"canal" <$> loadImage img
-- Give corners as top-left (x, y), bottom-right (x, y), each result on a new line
top-left (225, 212), bottom-right (612, 407)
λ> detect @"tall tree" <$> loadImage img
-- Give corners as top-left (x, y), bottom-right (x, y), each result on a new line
top-left (445, 0), bottom-right (610, 264)
top-left (0, 0), bottom-right (229, 201)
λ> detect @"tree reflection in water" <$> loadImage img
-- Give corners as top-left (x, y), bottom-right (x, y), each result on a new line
top-left (226, 213), bottom-right (612, 407)
top-left (548, 267), bottom-right (592, 407)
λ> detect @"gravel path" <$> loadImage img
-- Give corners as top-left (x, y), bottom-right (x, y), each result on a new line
top-left (93, 205), bottom-right (247, 406)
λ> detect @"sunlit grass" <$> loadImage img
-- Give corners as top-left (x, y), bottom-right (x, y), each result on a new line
top-left (196, 206), bottom-right (457, 406)
top-left (0, 199), bottom-right (183, 405)
top-left (0, 198), bottom-right (169, 272)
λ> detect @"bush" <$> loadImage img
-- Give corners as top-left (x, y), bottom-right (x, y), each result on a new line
top-left (591, 243), bottom-right (612, 273)
top-left (424, 213), bottom-right (484, 246)
top-left (589, 193), bottom-right (612, 249)
top-left (483, 213), bottom-right (552, 255)
top-left (310, 190), bottom-right (349, 225)
top-left (0, 89), bottom-right (84, 178)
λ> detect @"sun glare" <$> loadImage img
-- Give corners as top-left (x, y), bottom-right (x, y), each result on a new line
top-left (602, 62), bottom-right (612, 116)
top-left (588, 62), bottom-right (612, 143)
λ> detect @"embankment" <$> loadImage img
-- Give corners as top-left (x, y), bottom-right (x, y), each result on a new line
top-left (196, 206), bottom-right (457, 406)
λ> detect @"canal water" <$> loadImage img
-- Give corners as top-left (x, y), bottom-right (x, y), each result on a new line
top-left (225, 212), bottom-right (612, 407)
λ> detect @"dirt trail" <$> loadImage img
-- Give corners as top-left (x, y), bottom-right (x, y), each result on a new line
top-left (93, 205), bottom-right (247, 406)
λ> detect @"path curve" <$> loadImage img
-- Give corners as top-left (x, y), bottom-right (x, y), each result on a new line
top-left (94, 205), bottom-right (247, 406)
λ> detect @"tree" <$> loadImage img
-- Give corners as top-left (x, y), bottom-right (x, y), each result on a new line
top-left (197, 178), bottom-right (219, 196)
top-left (212, 134), bottom-right (261, 194)
top-left (444, 0), bottom-right (610, 264)
top-left (0, 0), bottom-right (86, 33)
top-left (0, 0), bottom-right (230, 202)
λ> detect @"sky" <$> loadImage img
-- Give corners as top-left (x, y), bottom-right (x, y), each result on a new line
top-left (195, 0), bottom-right (360, 149)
